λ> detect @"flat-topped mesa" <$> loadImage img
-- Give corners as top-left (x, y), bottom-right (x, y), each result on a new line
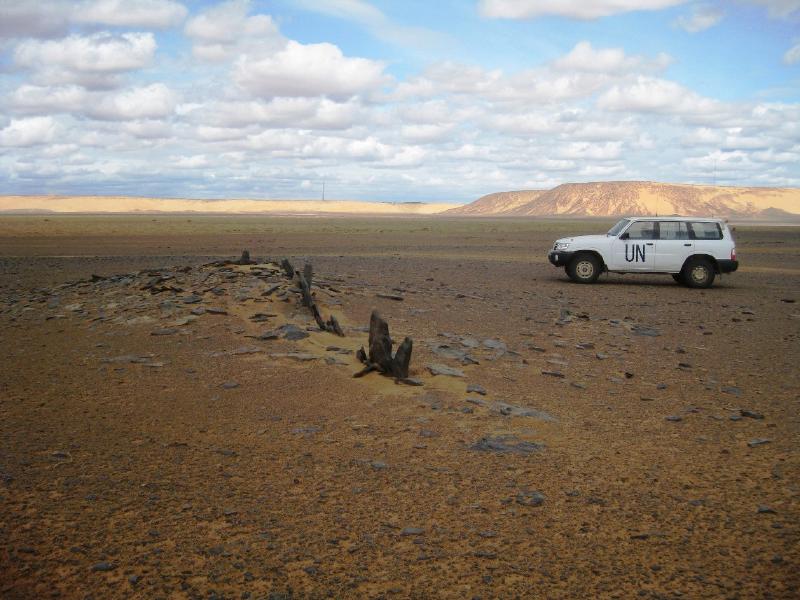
top-left (354, 310), bottom-right (413, 380)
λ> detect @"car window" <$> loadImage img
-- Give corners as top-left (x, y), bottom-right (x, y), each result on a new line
top-left (608, 219), bottom-right (630, 236)
top-left (625, 221), bottom-right (657, 240)
top-left (658, 221), bottom-right (690, 240)
top-left (689, 222), bottom-right (723, 240)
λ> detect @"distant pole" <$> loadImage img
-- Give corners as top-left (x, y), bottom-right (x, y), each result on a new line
top-left (713, 158), bottom-right (717, 186)
top-left (322, 180), bottom-right (326, 201)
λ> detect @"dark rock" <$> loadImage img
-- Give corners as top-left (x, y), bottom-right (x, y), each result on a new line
top-left (151, 328), bottom-right (178, 336)
top-left (376, 293), bottom-right (404, 301)
top-left (182, 294), bottom-right (202, 304)
top-left (392, 337), bottom-right (413, 379)
top-left (470, 436), bottom-right (544, 455)
top-left (740, 409), bottom-right (764, 420)
top-left (467, 383), bottom-right (487, 395)
top-left (665, 415), bottom-right (682, 422)
top-left (757, 505), bottom-right (776, 514)
top-left (396, 377), bottom-right (423, 386)
top-left (401, 527), bottom-right (424, 536)
top-left (277, 324), bottom-right (310, 341)
top-left (541, 370), bottom-right (565, 378)
top-left (427, 364), bottom-right (465, 377)
top-left (631, 325), bottom-right (660, 337)
top-left (722, 386), bottom-right (742, 396)
top-left (128, 575), bottom-right (139, 585)
top-left (221, 382), bottom-right (239, 390)
top-left (91, 562), bottom-right (115, 572)
top-left (748, 439), bottom-right (772, 448)
top-left (516, 490), bottom-right (545, 506)
top-left (236, 250), bottom-right (255, 265)
top-left (280, 258), bottom-right (295, 278)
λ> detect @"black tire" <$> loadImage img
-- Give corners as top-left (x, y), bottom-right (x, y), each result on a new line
top-left (567, 253), bottom-right (601, 284)
top-left (683, 257), bottom-right (715, 288)
top-left (672, 273), bottom-right (684, 284)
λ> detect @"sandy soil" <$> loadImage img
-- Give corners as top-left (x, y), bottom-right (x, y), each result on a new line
top-left (0, 216), bottom-right (798, 599)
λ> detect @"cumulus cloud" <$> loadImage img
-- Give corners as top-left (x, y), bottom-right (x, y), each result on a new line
top-left (0, 1), bottom-right (71, 39)
top-left (73, 0), bottom-right (187, 28)
top-left (784, 42), bottom-right (800, 64)
top-left (598, 76), bottom-right (721, 116)
top-left (13, 32), bottom-right (157, 89)
top-left (0, 116), bottom-right (58, 147)
top-left (88, 83), bottom-right (178, 120)
top-left (0, 0), bottom-right (186, 40)
top-left (553, 41), bottom-right (671, 72)
top-left (675, 5), bottom-right (724, 32)
top-left (191, 98), bottom-right (363, 131)
top-left (233, 41), bottom-right (387, 100)
top-left (184, 0), bottom-right (283, 62)
top-left (479, 0), bottom-right (688, 20)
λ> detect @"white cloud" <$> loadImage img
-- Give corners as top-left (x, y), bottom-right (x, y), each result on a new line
top-left (194, 98), bottom-right (363, 130)
top-left (0, 117), bottom-right (58, 147)
top-left (675, 5), bottom-right (724, 32)
top-left (0, 1), bottom-right (71, 39)
top-left (184, 0), bottom-right (283, 62)
top-left (0, 0), bottom-right (186, 40)
top-left (12, 84), bottom-right (90, 114)
top-left (559, 141), bottom-right (623, 161)
top-left (784, 43), bottom-right (800, 64)
top-left (742, 0), bottom-right (800, 18)
top-left (598, 76), bottom-right (721, 116)
top-left (400, 124), bottom-right (454, 143)
top-left (73, 0), bottom-right (187, 29)
top-left (553, 41), bottom-right (671, 72)
top-left (88, 83), bottom-right (178, 120)
top-left (479, 0), bottom-right (687, 20)
top-left (292, 0), bottom-right (444, 49)
top-left (13, 32), bottom-right (156, 89)
top-left (233, 40), bottom-right (387, 99)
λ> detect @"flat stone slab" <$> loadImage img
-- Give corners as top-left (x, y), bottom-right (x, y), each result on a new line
top-left (427, 363), bottom-right (465, 377)
top-left (469, 436), bottom-right (545, 455)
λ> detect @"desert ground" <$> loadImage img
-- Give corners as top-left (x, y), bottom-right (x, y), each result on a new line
top-left (1, 215), bottom-right (798, 599)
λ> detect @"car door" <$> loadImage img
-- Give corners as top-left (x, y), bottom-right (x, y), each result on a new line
top-left (610, 220), bottom-right (657, 271)
top-left (655, 221), bottom-right (693, 272)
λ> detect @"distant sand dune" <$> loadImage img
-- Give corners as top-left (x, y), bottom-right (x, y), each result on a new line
top-left (0, 196), bottom-right (452, 215)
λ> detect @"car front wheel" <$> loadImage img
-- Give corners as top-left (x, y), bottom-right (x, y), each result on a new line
top-left (567, 254), bottom-right (601, 284)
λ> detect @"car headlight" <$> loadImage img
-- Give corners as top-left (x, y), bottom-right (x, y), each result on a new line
top-left (554, 242), bottom-right (570, 251)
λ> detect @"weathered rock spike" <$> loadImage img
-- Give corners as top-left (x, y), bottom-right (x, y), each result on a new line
top-left (391, 337), bottom-right (413, 379)
top-left (280, 258), bottom-right (295, 278)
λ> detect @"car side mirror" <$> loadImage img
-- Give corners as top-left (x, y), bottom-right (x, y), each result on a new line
top-left (620, 232), bottom-right (630, 240)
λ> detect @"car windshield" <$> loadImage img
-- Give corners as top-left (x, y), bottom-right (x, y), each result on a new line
top-left (607, 219), bottom-right (630, 236)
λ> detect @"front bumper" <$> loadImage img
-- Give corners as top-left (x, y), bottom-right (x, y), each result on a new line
top-left (718, 259), bottom-right (739, 273)
top-left (548, 250), bottom-right (575, 266)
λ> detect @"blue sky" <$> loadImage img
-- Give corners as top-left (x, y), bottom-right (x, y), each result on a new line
top-left (0, 0), bottom-right (798, 203)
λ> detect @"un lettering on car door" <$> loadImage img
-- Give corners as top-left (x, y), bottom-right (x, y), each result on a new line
top-left (625, 244), bottom-right (647, 263)
top-left (612, 221), bottom-right (656, 270)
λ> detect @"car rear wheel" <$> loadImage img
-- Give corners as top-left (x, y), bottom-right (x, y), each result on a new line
top-left (567, 254), bottom-right (601, 284)
top-left (683, 257), bottom-right (715, 288)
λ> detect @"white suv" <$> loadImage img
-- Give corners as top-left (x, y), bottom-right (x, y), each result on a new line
top-left (548, 216), bottom-right (738, 288)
